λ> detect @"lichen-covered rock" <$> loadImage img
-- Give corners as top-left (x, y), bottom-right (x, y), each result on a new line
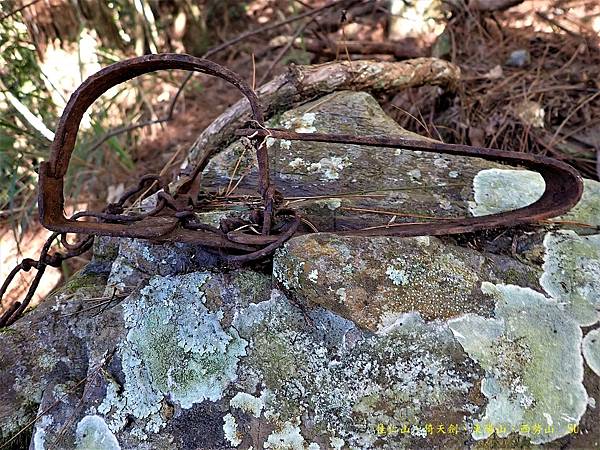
top-left (2, 89), bottom-right (600, 450)
top-left (201, 90), bottom-right (503, 232)
top-left (449, 283), bottom-right (587, 444)
top-left (272, 233), bottom-right (538, 329)
top-left (232, 297), bottom-right (484, 449)
top-left (99, 272), bottom-right (247, 437)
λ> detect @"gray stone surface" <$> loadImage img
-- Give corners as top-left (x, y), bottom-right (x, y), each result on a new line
top-left (201, 90), bottom-right (502, 232)
top-left (1, 91), bottom-right (599, 450)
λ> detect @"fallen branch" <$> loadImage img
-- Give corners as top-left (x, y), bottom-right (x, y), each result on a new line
top-left (184, 58), bottom-right (460, 172)
top-left (296, 37), bottom-right (427, 59)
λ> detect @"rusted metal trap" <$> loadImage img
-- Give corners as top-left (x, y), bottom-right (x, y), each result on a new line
top-left (0, 53), bottom-right (584, 327)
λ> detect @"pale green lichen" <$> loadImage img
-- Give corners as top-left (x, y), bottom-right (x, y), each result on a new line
top-left (97, 377), bottom-right (127, 431)
top-left (100, 272), bottom-right (247, 435)
top-left (433, 156), bottom-right (449, 169)
top-left (330, 437), bottom-right (345, 449)
top-left (564, 177), bottom-right (600, 226)
top-left (470, 169), bottom-right (600, 228)
top-left (541, 231), bottom-right (600, 326)
top-left (223, 413), bottom-right (242, 447)
top-left (234, 293), bottom-right (480, 448)
top-left (288, 157), bottom-right (304, 169)
top-left (193, 210), bottom-right (236, 228)
top-left (408, 168), bottom-right (421, 180)
top-left (264, 421), bottom-right (305, 449)
top-left (306, 156), bottom-right (350, 181)
top-left (104, 260), bottom-right (136, 292)
top-left (385, 265), bottom-right (408, 286)
top-left (335, 287), bottom-right (347, 303)
top-left (449, 282), bottom-right (588, 444)
top-left (33, 415), bottom-right (52, 450)
top-left (376, 311), bottom-right (422, 335)
top-left (75, 415), bottom-right (120, 450)
top-left (230, 392), bottom-right (264, 418)
top-left (294, 112), bottom-right (317, 133)
top-left (469, 169), bottom-right (544, 217)
top-left (582, 329), bottom-right (600, 377)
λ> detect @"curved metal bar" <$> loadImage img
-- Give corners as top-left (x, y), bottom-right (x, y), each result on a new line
top-left (48, 54), bottom-right (263, 178)
top-left (37, 53), bottom-right (584, 261)
top-left (236, 128), bottom-right (584, 236)
top-left (39, 54), bottom-right (266, 239)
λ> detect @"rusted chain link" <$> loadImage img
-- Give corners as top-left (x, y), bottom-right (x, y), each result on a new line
top-left (0, 53), bottom-right (584, 327)
top-left (0, 232), bottom-right (92, 327)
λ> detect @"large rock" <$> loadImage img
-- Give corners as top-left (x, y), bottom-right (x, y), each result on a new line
top-left (1, 90), bottom-right (599, 450)
top-left (200, 90), bottom-right (501, 231)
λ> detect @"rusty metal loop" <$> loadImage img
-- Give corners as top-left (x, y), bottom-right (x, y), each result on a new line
top-left (39, 54), bottom-right (268, 242)
top-left (48, 54), bottom-right (264, 179)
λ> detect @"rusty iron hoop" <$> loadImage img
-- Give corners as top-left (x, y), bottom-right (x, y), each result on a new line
top-left (39, 54), bottom-right (269, 244)
top-left (37, 53), bottom-right (584, 249)
top-left (38, 53), bottom-right (584, 247)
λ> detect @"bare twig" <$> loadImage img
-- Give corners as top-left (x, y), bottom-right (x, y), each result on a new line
top-left (225, 146), bottom-right (248, 196)
top-left (251, 53), bottom-right (256, 91)
top-left (341, 206), bottom-right (457, 220)
top-left (297, 37), bottom-right (425, 59)
top-left (86, 117), bottom-right (170, 155)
